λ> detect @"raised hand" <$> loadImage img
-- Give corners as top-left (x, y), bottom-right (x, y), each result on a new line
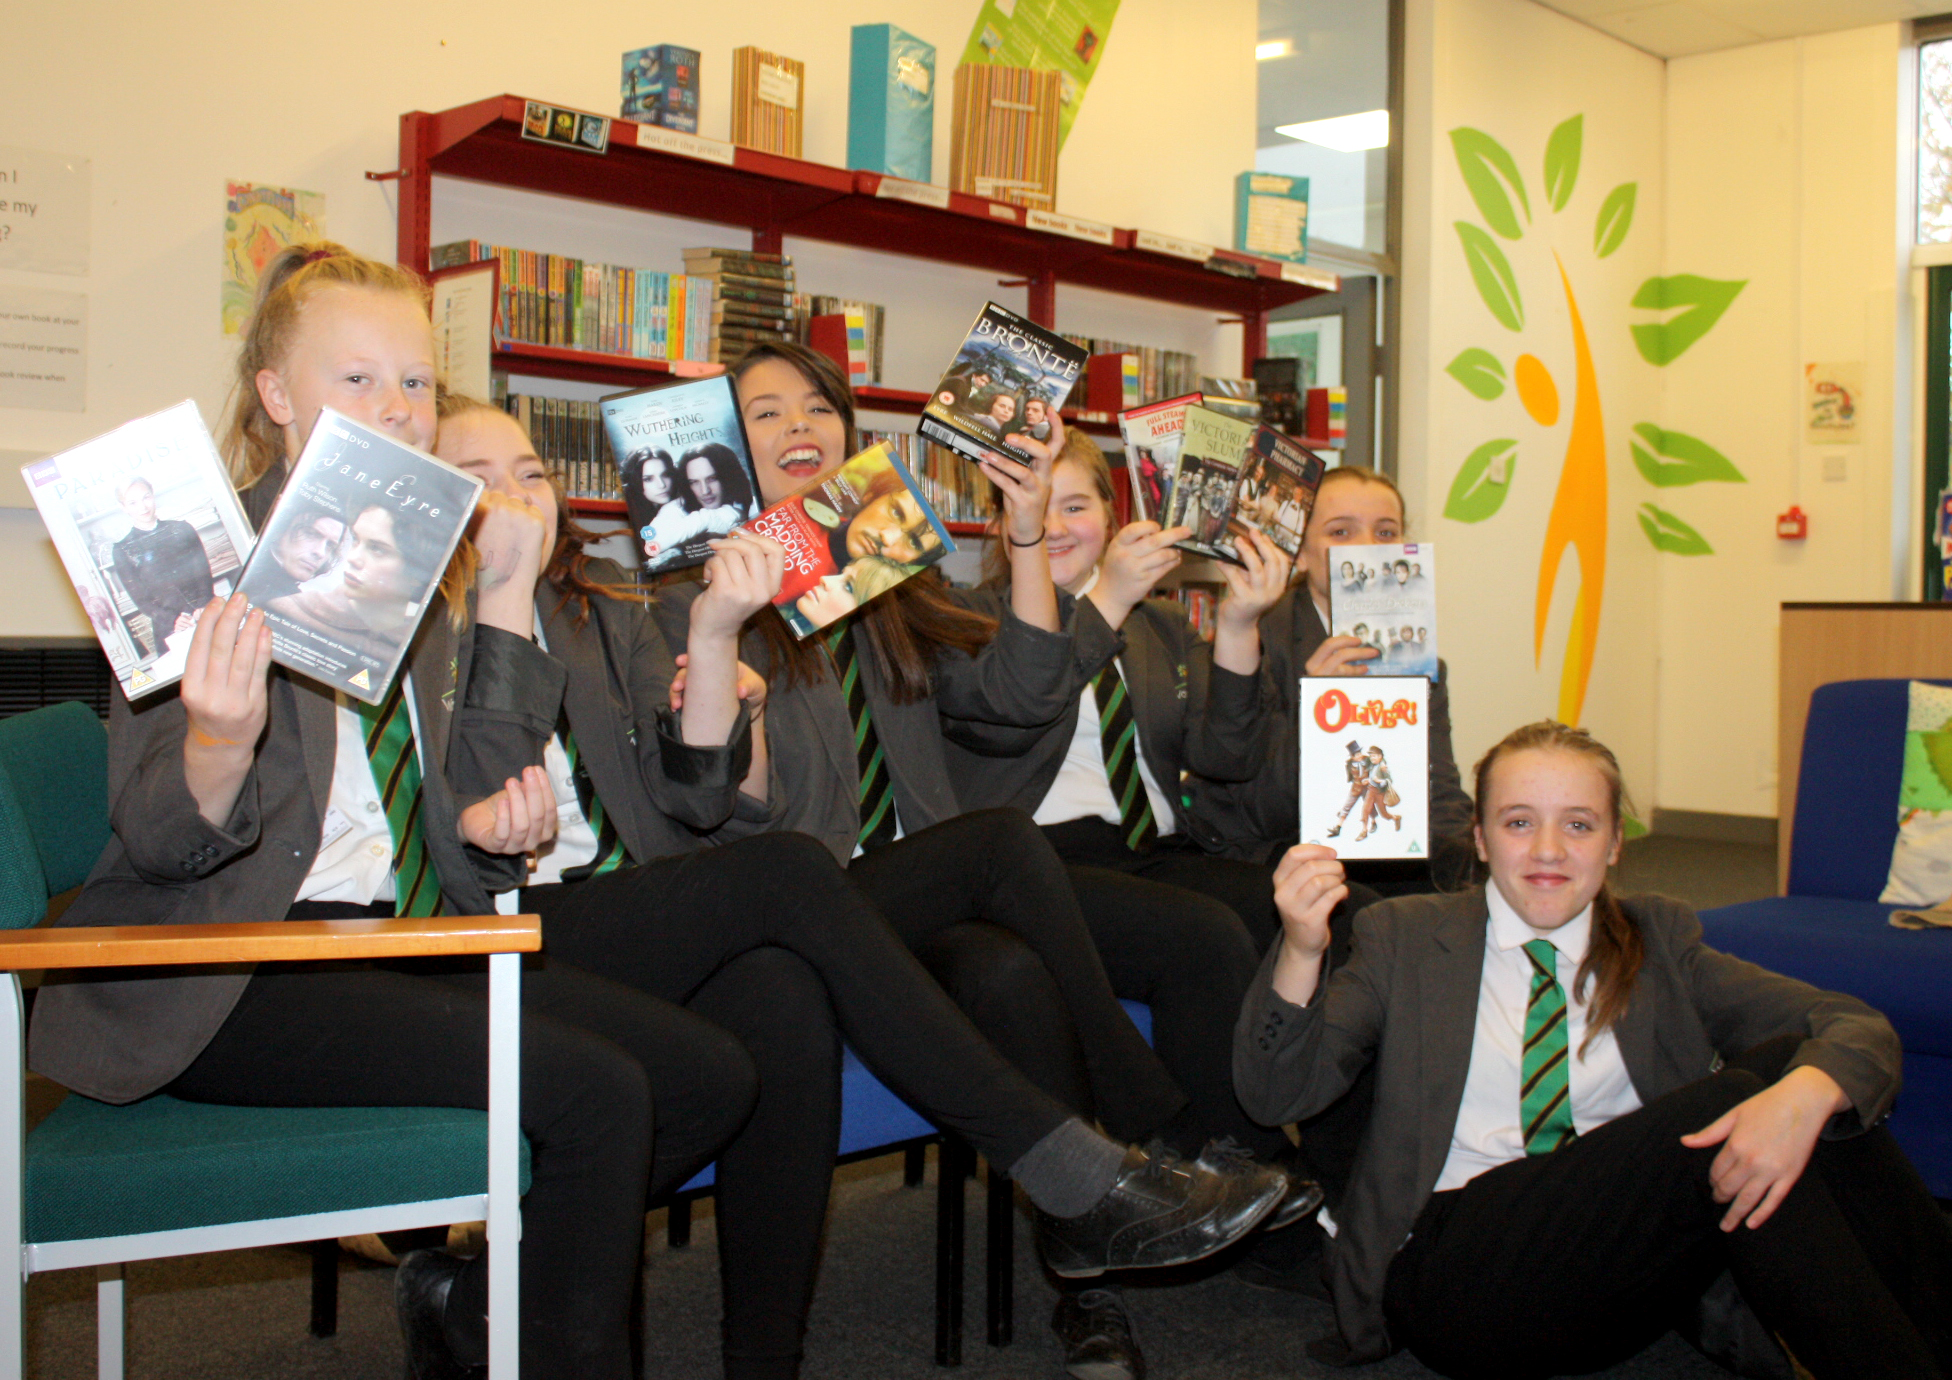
top-left (1269, 843), bottom-right (1347, 1006)
top-left (471, 489), bottom-right (553, 634)
top-left (179, 593), bottom-right (274, 825)
top-left (1089, 521), bottom-right (1190, 630)
top-left (1217, 530), bottom-right (1293, 627)
top-left (987, 410), bottom-right (1066, 544)
top-left (458, 764), bottom-right (559, 855)
top-left (692, 532), bottom-right (786, 640)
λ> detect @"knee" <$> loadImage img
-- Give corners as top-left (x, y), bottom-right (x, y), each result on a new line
top-left (526, 1024), bottom-right (656, 1152)
top-left (918, 923), bottom-right (1061, 1023)
top-left (748, 830), bottom-right (841, 879)
top-left (1161, 899), bottom-right (1260, 979)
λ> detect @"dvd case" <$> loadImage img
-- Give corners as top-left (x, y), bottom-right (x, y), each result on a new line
top-left (918, 302), bottom-right (1088, 468)
top-left (1117, 392), bottom-right (1199, 525)
top-left (1168, 404), bottom-right (1256, 563)
top-left (235, 408), bottom-right (483, 705)
top-left (23, 399), bottom-right (256, 700)
top-left (1298, 676), bottom-right (1428, 859)
top-left (740, 440), bottom-right (955, 638)
top-left (602, 375), bottom-right (763, 574)
top-left (1329, 542), bottom-right (1439, 680)
top-left (1230, 426), bottom-right (1326, 559)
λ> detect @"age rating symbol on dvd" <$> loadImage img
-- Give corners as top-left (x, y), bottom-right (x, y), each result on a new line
top-left (1440, 116), bottom-right (1748, 726)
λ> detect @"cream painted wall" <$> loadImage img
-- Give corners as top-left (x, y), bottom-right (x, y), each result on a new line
top-left (0, 0), bottom-right (1257, 637)
top-left (1402, 0), bottom-right (1667, 812)
top-left (1657, 27), bottom-right (1908, 817)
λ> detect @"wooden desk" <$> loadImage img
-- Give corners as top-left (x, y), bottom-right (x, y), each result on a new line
top-left (1779, 602), bottom-right (1952, 891)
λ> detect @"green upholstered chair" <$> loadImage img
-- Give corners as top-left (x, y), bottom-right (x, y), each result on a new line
top-left (0, 702), bottom-right (538, 1378)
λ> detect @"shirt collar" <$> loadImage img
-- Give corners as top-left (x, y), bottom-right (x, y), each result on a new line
top-left (1074, 568), bottom-right (1101, 600)
top-left (1485, 876), bottom-right (1594, 964)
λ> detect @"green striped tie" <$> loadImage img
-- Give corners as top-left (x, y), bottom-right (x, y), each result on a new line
top-left (560, 727), bottom-right (628, 881)
top-left (1521, 938), bottom-right (1577, 1155)
top-left (823, 624), bottom-right (898, 851)
top-left (1092, 662), bottom-right (1157, 851)
top-left (355, 682), bottom-right (443, 917)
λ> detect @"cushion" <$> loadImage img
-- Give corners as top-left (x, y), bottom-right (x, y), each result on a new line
top-left (27, 1095), bottom-right (530, 1244)
top-left (1882, 682), bottom-right (1952, 905)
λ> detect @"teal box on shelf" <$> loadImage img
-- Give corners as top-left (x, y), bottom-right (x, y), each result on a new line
top-left (1234, 171), bottom-right (1311, 264)
top-left (621, 44), bottom-right (700, 133)
top-left (848, 24), bottom-right (935, 183)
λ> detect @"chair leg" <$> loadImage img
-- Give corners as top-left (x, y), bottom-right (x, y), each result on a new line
top-left (985, 1162), bottom-right (1013, 1348)
top-left (934, 1137), bottom-right (966, 1367)
top-left (667, 1195), bottom-right (693, 1249)
top-left (905, 1142), bottom-right (927, 1187)
top-left (95, 1264), bottom-right (124, 1380)
top-left (308, 1239), bottom-right (339, 1338)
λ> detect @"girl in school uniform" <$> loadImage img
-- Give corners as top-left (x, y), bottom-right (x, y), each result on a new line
top-left (1238, 720), bottom-right (1952, 1378)
top-left (432, 386), bottom-right (1284, 1380)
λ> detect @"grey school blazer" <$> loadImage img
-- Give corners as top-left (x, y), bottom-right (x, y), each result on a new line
top-left (1183, 586), bottom-right (1471, 864)
top-left (941, 595), bottom-right (1272, 832)
top-left (651, 578), bottom-right (1080, 863)
top-left (1233, 887), bottom-right (1902, 1363)
top-left (29, 465), bottom-right (556, 1105)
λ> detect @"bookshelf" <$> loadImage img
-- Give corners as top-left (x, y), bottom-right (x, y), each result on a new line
top-left (382, 94), bottom-right (1342, 514)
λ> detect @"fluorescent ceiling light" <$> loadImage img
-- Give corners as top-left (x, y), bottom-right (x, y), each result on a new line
top-left (1275, 109), bottom-right (1390, 151)
top-left (1255, 39), bottom-right (1291, 60)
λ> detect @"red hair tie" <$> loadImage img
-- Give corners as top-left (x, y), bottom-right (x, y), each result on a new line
top-left (303, 248), bottom-right (335, 264)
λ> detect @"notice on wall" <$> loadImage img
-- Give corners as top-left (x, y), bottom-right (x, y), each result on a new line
top-left (1805, 361), bottom-right (1861, 444)
top-left (960, 0), bottom-right (1121, 149)
top-left (0, 146), bottom-right (92, 277)
top-left (430, 261), bottom-right (496, 403)
top-left (0, 287), bottom-right (87, 412)
top-left (223, 181), bottom-right (326, 336)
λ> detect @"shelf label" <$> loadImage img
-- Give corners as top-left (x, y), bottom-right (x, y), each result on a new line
top-left (1279, 261), bottom-right (1339, 290)
top-left (874, 176), bottom-right (951, 210)
top-left (630, 122), bottom-right (737, 167)
top-left (986, 202), bottom-right (1020, 222)
top-left (1135, 230), bottom-right (1214, 263)
top-left (1027, 210), bottom-right (1114, 245)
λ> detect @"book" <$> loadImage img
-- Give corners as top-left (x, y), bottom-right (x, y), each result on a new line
top-left (1307, 385), bottom-right (1349, 442)
top-left (682, 254), bottom-right (794, 281)
top-left (1086, 352), bottom-right (1140, 414)
top-left (23, 399), bottom-right (255, 701)
top-left (1252, 356), bottom-right (1303, 434)
top-left (1230, 426), bottom-right (1326, 559)
top-left (731, 47), bottom-right (806, 159)
top-left (620, 44), bottom-right (700, 132)
top-left (918, 301), bottom-right (1088, 468)
top-left (1167, 404), bottom-right (1257, 563)
top-left (948, 64), bottom-right (1060, 210)
top-left (740, 440), bottom-right (956, 639)
top-left (602, 375), bottom-right (762, 574)
top-left (809, 312), bottom-right (871, 389)
top-left (1117, 392), bottom-right (1199, 525)
top-left (1298, 677), bottom-right (1428, 859)
top-left (1236, 171), bottom-right (1310, 264)
top-left (1329, 542), bottom-right (1439, 681)
top-left (849, 23), bottom-right (936, 183)
top-left (236, 408), bottom-right (483, 705)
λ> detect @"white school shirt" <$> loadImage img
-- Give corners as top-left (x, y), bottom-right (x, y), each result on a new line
top-left (296, 684), bottom-right (420, 905)
top-left (1030, 572), bottom-right (1177, 836)
top-left (519, 620), bottom-right (601, 891)
top-left (1431, 878), bottom-right (1643, 1192)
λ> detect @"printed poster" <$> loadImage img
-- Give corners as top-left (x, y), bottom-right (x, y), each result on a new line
top-left (223, 181), bottom-right (326, 336)
top-left (960, 0), bottom-right (1122, 148)
top-left (1804, 361), bottom-right (1861, 444)
top-left (1298, 676), bottom-right (1428, 860)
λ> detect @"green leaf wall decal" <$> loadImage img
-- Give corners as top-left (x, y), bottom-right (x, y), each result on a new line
top-left (1457, 224), bottom-right (1525, 331)
top-left (1446, 348), bottom-right (1507, 400)
top-left (1629, 424), bottom-right (1747, 486)
top-left (1450, 128), bottom-right (1531, 239)
top-left (1544, 116), bottom-right (1582, 212)
top-left (1445, 439), bottom-right (1518, 522)
top-left (1630, 275), bottom-right (1746, 365)
top-left (1594, 183), bottom-right (1636, 258)
top-left (1637, 503), bottom-right (1715, 554)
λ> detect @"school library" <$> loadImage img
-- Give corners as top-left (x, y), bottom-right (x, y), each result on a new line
top-left (2, 1), bottom-right (1951, 1378)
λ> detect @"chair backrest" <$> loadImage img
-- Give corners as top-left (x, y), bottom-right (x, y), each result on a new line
top-left (1788, 678), bottom-right (1949, 901)
top-left (0, 703), bottom-right (108, 901)
top-left (0, 759), bottom-right (49, 931)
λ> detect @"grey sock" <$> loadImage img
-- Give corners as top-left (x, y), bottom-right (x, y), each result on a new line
top-left (1009, 1117), bottom-right (1129, 1217)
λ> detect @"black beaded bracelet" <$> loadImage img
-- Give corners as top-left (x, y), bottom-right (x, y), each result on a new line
top-left (1007, 526), bottom-right (1047, 548)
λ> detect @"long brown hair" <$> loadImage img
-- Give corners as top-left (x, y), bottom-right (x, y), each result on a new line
top-left (724, 342), bottom-right (996, 702)
top-left (437, 393), bottom-right (637, 629)
top-left (1473, 721), bottom-right (1642, 1051)
top-left (981, 428), bottom-right (1111, 588)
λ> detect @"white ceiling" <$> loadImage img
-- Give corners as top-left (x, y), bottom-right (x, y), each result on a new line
top-left (1532, 0), bottom-right (1949, 59)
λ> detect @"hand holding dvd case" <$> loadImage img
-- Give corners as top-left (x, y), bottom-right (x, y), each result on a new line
top-left (739, 440), bottom-right (956, 638)
top-left (1328, 542), bottom-right (1438, 681)
top-left (235, 408), bottom-right (483, 704)
top-left (1298, 676), bottom-right (1428, 859)
top-left (23, 399), bottom-right (256, 700)
top-left (602, 374), bottom-right (763, 574)
top-left (918, 302), bottom-right (1088, 468)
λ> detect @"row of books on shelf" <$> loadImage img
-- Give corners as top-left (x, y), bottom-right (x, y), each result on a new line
top-left (498, 391), bottom-right (623, 503)
top-left (1060, 336), bottom-right (1202, 410)
top-left (433, 239), bottom-right (717, 362)
top-left (858, 429), bottom-right (992, 528)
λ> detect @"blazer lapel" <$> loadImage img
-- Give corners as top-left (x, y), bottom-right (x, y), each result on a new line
top-left (1415, 892), bottom-right (1490, 1193)
top-left (806, 631), bottom-right (861, 795)
top-left (291, 673), bottom-right (338, 822)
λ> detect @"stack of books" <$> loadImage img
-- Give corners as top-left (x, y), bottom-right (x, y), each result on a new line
top-left (683, 247), bottom-right (797, 364)
top-left (731, 47), bottom-right (806, 158)
top-left (948, 64), bottom-right (1061, 210)
top-left (1060, 334), bottom-right (1202, 404)
top-left (429, 240), bottom-right (711, 363)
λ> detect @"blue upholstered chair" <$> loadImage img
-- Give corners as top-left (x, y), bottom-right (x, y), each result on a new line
top-left (1697, 679), bottom-right (1952, 1196)
top-left (0, 703), bottom-right (537, 1377)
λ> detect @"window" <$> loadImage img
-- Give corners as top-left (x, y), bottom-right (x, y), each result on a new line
top-left (1919, 38), bottom-right (1952, 244)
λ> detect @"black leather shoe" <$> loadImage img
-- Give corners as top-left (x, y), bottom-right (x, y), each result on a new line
top-left (1195, 1137), bottom-right (1325, 1232)
top-left (1232, 1219), bottom-right (1332, 1300)
top-left (1052, 1287), bottom-right (1146, 1380)
top-left (1034, 1144), bottom-right (1285, 1278)
top-left (395, 1249), bottom-right (483, 1380)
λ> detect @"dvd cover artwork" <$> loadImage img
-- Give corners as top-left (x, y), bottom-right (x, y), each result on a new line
top-left (1297, 676), bottom-right (1429, 859)
top-left (1329, 542), bottom-right (1439, 681)
top-left (235, 408), bottom-right (482, 704)
top-left (740, 440), bottom-right (955, 638)
top-left (1227, 427), bottom-right (1326, 559)
top-left (603, 375), bottom-right (762, 574)
top-left (1117, 393), bottom-right (1198, 525)
top-left (22, 399), bottom-right (256, 700)
top-left (1169, 404), bottom-right (1256, 564)
top-left (918, 302), bottom-right (1087, 467)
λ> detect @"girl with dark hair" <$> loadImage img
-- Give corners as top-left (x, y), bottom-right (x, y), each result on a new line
top-left (1239, 721), bottom-right (1952, 1378)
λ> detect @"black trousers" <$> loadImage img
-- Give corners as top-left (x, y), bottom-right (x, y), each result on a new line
top-left (525, 830), bottom-right (1079, 1378)
top-left (1384, 1039), bottom-right (1952, 1380)
top-left (170, 940), bottom-right (770, 1380)
top-left (1045, 819), bottom-right (1284, 951)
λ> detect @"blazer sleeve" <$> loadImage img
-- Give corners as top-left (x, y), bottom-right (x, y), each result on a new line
top-left (1234, 907), bottom-right (1392, 1127)
top-left (1167, 605), bottom-right (1274, 783)
top-left (1668, 902), bottom-right (1903, 1134)
top-left (933, 586), bottom-right (1081, 730)
top-left (107, 693), bottom-right (263, 885)
top-left (616, 597), bottom-right (754, 832)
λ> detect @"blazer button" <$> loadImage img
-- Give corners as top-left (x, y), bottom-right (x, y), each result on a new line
top-left (181, 859), bottom-right (196, 873)
top-left (1271, 1011), bottom-right (1284, 1025)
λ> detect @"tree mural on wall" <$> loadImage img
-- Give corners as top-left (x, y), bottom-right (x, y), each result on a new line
top-left (1440, 115), bottom-right (1748, 726)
